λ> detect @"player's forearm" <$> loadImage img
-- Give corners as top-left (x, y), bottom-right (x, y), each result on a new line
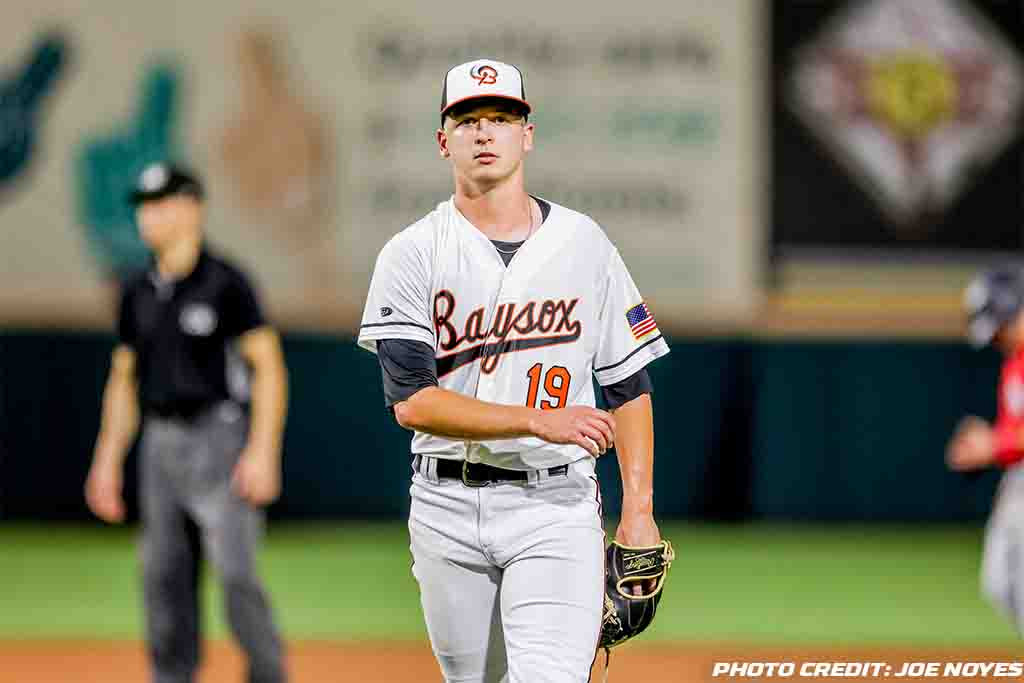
top-left (396, 386), bottom-right (539, 440)
top-left (247, 344), bottom-right (288, 459)
top-left (612, 394), bottom-right (655, 514)
top-left (94, 366), bottom-right (139, 467)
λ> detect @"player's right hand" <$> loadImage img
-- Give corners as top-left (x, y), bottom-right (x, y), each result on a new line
top-left (946, 415), bottom-right (995, 472)
top-left (84, 460), bottom-right (126, 524)
top-left (529, 406), bottom-right (616, 456)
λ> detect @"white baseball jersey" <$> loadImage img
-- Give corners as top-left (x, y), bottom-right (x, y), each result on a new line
top-left (358, 196), bottom-right (670, 470)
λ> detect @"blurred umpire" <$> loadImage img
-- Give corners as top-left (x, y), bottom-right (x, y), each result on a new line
top-left (84, 162), bottom-right (288, 683)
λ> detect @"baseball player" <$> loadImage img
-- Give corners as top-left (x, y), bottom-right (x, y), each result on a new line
top-left (84, 163), bottom-right (288, 683)
top-left (947, 266), bottom-right (1024, 634)
top-left (357, 59), bottom-right (670, 682)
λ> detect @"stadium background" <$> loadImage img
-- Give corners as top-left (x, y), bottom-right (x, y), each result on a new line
top-left (1, 0), bottom-right (1022, 680)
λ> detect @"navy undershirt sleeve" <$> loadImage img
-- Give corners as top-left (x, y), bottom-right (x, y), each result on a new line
top-left (601, 368), bottom-right (653, 409)
top-left (376, 338), bottom-right (439, 408)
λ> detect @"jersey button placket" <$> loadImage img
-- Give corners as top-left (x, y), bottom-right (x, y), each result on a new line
top-left (467, 262), bottom-right (514, 463)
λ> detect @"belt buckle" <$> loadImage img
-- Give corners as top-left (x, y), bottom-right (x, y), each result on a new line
top-left (461, 460), bottom-right (491, 488)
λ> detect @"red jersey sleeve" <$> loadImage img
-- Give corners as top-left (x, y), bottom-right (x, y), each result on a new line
top-left (994, 351), bottom-right (1024, 467)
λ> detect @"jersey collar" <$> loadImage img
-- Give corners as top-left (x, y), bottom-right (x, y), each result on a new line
top-left (450, 196), bottom-right (551, 266)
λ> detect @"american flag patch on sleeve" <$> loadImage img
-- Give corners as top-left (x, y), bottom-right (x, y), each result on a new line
top-left (625, 302), bottom-right (658, 340)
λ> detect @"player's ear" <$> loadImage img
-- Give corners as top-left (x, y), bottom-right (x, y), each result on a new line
top-left (437, 128), bottom-right (451, 159)
top-left (522, 122), bottom-right (535, 153)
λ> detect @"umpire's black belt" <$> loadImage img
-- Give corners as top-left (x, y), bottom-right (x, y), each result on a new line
top-left (419, 455), bottom-right (569, 487)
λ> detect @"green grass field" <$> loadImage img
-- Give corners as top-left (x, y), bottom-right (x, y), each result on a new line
top-left (0, 522), bottom-right (1016, 646)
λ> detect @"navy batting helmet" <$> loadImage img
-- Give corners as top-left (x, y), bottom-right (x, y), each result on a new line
top-left (964, 266), bottom-right (1024, 348)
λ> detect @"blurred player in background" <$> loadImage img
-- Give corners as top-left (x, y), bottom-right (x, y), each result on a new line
top-left (947, 266), bottom-right (1024, 635)
top-left (84, 163), bottom-right (289, 683)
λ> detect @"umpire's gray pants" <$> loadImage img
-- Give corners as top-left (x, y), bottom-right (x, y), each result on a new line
top-left (140, 403), bottom-right (285, 683)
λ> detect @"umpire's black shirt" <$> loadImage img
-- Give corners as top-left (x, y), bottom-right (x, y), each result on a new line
top-left (118, 248), bottom-right (265, 419)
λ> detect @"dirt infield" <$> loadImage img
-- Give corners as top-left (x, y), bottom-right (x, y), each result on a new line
top-left (0, 640), bottom-right (1019, 682)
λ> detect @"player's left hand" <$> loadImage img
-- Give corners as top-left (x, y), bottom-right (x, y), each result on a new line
top-left (615, 511), bottom-right (662, 596)
top-left (232, 443), bottom-right (282, 506)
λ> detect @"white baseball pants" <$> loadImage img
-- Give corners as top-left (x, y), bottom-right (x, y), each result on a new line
top-left (408, 456), bottom-right (605, 683)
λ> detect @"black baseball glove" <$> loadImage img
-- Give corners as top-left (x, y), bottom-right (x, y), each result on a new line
top-left (599, 539), bottom-right (675, 650)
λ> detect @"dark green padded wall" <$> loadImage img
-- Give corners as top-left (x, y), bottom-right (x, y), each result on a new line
top-left (0, 332), bottom-right (1003, 521)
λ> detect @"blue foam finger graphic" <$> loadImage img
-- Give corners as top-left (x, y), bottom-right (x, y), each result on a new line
top-left (75, 62), bottom-right (182, 277)
top-left (0, 32), bottom-right (70, 192)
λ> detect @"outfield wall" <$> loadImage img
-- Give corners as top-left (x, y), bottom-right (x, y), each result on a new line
top-left (0, 332), bottom-right (1002, 522)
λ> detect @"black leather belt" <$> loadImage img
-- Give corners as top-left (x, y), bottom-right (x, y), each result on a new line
top-left (146, 400), bottom-right (244, 423)
top-left (432, 458), bottom-right (569, 487)
top-left (146, 403), bottom-right (212, 422)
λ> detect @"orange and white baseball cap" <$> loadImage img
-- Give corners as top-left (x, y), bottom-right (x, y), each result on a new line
top-left (440, 58), bottom-right (531, 121)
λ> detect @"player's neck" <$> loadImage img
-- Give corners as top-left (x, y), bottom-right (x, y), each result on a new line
top-left (453, 176), bottom-right (533, 241)
top-left (155, 233), bottom-right (203, 280)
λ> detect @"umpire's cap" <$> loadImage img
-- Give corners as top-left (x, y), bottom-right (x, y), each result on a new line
top-left (964, 266), bottom-right (1024, 348)
top-left (130, 162), bottom-right (204, 205)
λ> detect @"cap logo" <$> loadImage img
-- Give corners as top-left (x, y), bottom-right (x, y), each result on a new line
top-left (470, 64), bottom-right (498, 86)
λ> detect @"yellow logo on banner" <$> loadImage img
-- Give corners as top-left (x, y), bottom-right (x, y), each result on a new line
top-left (866, 53), bottom-right (956, 139)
